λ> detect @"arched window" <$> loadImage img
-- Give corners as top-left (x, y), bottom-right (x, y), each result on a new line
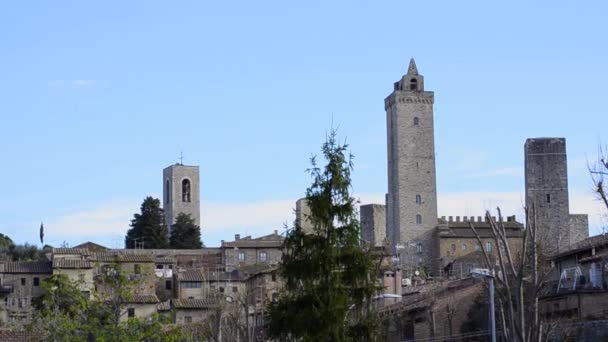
top-left (416, 243), bottom-right (423, 253)
top-left (409, 78), bottom-right (418, 90)
top-left (416, 214), bottom-right (422, 225)
top-left (165, 180), bottom-right (170, 203)
top-left (415, 194), bottom-right (422, 205)
top-left (182, 179), bottom-right (191, 203)
top-left (413, 117), bottom-right (419, 126)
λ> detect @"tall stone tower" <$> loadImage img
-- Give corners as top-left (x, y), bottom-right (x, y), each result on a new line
top-left (385, 59), bottom-right (438, 272)
top-left (163, 164), bottom-right (200, 235)
top-left (524, 138), bottom-right (588, 253)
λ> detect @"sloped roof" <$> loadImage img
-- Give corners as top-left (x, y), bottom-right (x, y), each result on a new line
top-left (154, 256), bottom-right (176, 264)
top-left (173, 298), bottom-right (218, 309)
top-left (177, 269), bottom-right (205, 282)
top-left (552, 234), bottom-right (608, 259)
top-left (73, 241), bottom-right (109, 252)
top-left (52, 248), bottom-right (90, 255)
top-left (125, 294), bottom-right (159, 304)
top-left (222, 233), bottom-right (284, 248)
top-left (0, 329), bottom-right (41, 342)
top-left (93, 253), bottom-right (153, 263)
top-left (52, 259), bottom-right (92, 269)
top-left (1, 261), bottom-right (52, 274)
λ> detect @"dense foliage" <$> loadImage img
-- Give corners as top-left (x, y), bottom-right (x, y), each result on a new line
top-left (169, 213), bottom-right (203, 249)
top-left (29, 269), bottom-right (189, 341)
top-left (267, 131), bottom-right (381, 342)
top-left (0, 233), bottom-right (45, 262)
top-left (125, 196), bottom-right (169, 249)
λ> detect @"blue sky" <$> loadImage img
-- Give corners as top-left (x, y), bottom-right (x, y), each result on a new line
top-left (0, 1), bottom-right (606, 248)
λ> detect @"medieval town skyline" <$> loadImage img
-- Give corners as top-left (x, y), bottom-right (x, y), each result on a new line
top-left (1, 1), bottom-right (607, 248)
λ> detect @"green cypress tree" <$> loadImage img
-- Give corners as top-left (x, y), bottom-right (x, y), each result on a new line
top-left (267, 130), bottom-right (380, 342)
top-left (169, 213), bottom-right (203, 249)
top-left (125, 196), bottom-right (168, 249)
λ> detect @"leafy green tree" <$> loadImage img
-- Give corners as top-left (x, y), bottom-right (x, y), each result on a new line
top-left (267, 130), bottom-right (381, 342)
top-left (169, 213), bottom-right (203, 249)
top-left (125, 196), bottom-right (169, 249)
top-left (29, 267), bottom-right (190, 341)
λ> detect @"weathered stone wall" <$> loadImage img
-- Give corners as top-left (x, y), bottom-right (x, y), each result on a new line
top-left (295, 198), bottom-right (313, 234)
top-left (163, 164), bottom-right (201, 232)
top-left (360, 204), bottom-right (386, 247)
top-left (223, 247), bottom-right (281, 270)
top-left (525, 138), bottom-right (589, 253)
top-left (547, 320), bottom-right (608, 342)
top-left (385, 60), bottom-right (439, 274)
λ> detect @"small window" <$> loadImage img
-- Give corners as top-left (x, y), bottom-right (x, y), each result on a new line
top-left (416, 214), bottom-right (422, 225)
top-left (271, 272), bottom-right (277, 282)
top-left (33, 277), bottom-right (40, 287)
top-left (486, 242), bottom-right (492, 253)
top-left (467, 264), bottom-right (474, 273)
top-left (238, 252), bottom-right (245, 262)
top-left (410, 78), bottom-right (418, 90)
top-left (128, 308), bottom-right (135, 318)
top-left (165, 280), bottom-right (172, 290)
top-left (232, 286), bottom-right (238, 293)
top-left (185, 316), bottom-right (192, 324)
top-left (415, 194), bottom-right (421, 205)
top-left (416, 243), bottom-right (423, 253)
top-left (168, 265), bottom-right (173, 270)
top-left (462, 244), bottom-right (467, 252)
top-left (413, 117), bottom-right (419, 126)
top-left (546, 194), bottom-right (551, 203)
top-left (182, 179), bottom-right (192, 202)
top-left (165, 180), bottom-right (170, 203)
top-left (260, 252), bottom-right (268, 262)
top-left (219, 287), bottom-right (225, 293)
top-left (21, 278), bottom-right (26, 286)
top-left (156, 264), bottom-right (163, 270)
top-left (475, 244), bottom-right (481, 251)
top-left (272, 292), bottom-right (279, 302)
top-left (134, 264), bottom-right (141, 275)
top-left (451, 244), bottom-right (456, 252)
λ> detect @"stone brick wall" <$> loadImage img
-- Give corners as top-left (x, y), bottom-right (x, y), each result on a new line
top-left (525, 138), bottom-right (589, 253)
top-left (295, 198), bottom-right (313, 234)
top-left (360, 204), bottom-right (386, 247)
top-left (385, 61), bottom-right (439, 274)
top-left (163, 164), bottom-right (201, 232)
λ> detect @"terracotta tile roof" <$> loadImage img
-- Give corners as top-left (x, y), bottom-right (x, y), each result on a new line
top-left (52, 248), bottom-right (90, 255)
top-left (173, 298), bottom-right (219, 309)
top-left (552, 234), bottom-right (608, 259)
top-left (125, 294), bottom-right (160, 304)
top-left (72, 241), bottom-right (109, 252)
top-left (1, 261), bottom-right (52, 274)
top-left (52, 259), bottom-right (92, 269)
top-left (93, 253), bottom-right (154, 263)
top-left (178, 269), bottom-right (205, 282)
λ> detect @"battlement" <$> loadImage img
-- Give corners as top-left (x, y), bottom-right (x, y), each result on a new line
top-left (439, 215), bottom-right (517, 223)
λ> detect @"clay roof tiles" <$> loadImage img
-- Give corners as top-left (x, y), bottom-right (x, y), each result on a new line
top-left (1, 261), bottom-right (52, 274)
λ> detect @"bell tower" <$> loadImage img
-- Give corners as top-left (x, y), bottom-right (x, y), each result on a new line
top-left (385, 59), bottom-right (438, 273)
top-left (163, 163), bottom-right (200, 235)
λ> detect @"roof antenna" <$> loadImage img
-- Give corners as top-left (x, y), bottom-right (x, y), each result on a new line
top-left (179, 151), bottom-right (184, 165)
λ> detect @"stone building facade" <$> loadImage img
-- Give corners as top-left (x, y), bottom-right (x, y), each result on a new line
top-left (360, 204), bottom-right (386, 247)
top-left (436, 216), bottom-right (524, 278)
top-left (221, 232), bottom-right (283, 271)
top-left (385, 59), bottom-right (438, 273)
top-left (163, 163), bottom-right (201, 232)
top-left (525, 138), bottom-right (589, 253)
top-left (0, 261), bottom-right (52, 326)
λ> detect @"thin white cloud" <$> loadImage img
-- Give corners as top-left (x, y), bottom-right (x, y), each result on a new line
top-left (41, 188), bottom-right (606, 247)
top-left (465, 167), bottom-right (523, 179)
top-left (71, 80), bottom-right (96, 88)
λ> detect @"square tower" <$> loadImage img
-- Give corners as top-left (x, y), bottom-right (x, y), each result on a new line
top-left (385, 59), bottom-right (439, 273)
top-left (163, 164), bottom-right (200, 235)
top-left (524, 138), bottom-right (588, 253)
